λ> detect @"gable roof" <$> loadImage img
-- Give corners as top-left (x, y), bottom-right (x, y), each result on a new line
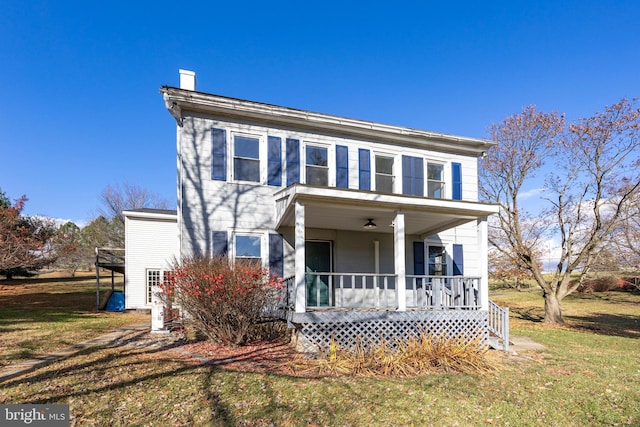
top-left (160, 86), bottom-right (496, 157)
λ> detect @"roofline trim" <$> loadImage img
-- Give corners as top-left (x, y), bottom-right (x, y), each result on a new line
top-left (160, 86), bottom-right (496, 156)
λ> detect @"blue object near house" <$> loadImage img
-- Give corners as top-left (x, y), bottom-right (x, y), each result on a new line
top-left (105, 291), bottom-right (125, 312)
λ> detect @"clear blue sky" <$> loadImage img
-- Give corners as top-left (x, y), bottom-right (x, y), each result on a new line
top-left (1, 1), bottom-right (639, 224)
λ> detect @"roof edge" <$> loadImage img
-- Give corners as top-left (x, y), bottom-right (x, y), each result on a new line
top-left (160, 86), bottom-right (496, 157)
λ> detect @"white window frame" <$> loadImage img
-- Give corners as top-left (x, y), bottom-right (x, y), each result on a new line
top-left (303, 142), bottom-right (332, 187)
top-left (426, 161), bottom-right (445, 199)
top-left (231, 231), bottom-right (267, 266)
top-left (427, 245), bottom-right (448, 276)
top-left (146, 269), bottom-right (172, 305)
top-left (373, 153), bottom-right (396, 193)
top-left (231, 132), bottom-right (265, 184)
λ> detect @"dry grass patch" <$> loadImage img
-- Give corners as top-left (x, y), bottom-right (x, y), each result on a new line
top-left (0, 273), bottom-right (148, 367)
top-left (290, 333), bottom-right (498, 377)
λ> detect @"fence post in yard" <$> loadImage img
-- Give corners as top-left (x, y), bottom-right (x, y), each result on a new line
top-left (151, 289), bottom-right (165, 333)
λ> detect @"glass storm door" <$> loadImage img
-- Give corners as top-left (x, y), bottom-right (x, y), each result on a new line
top-left (306, 241), bottom-right (331, 307)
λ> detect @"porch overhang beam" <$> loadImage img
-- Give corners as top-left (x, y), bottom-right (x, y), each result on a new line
top-left (273, 184), bottom-right (498, 235)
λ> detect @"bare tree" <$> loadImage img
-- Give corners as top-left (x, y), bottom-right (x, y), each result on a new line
top-left (97, 182), bottom-right (171, 247)
top-left (480, 99), bottom-right (640, 324)
top-left (611, 190), bottom-right (640, 274)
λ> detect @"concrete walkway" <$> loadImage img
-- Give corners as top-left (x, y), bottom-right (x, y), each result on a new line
top-left (0, 322), bottom-right (150, 383)
top-left (509, 335), bottom-right (546, 353)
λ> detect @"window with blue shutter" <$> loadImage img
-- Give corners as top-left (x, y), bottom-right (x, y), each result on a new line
top-left (306, 145), bottom-right (329, 186)
top-left (286, 138), bottom-right (300, 186)
top-left (268, 136), bottom-right (282, 186)
top-left (358, 148), bottom-right (371, 190)
top-left (212, 231), bottom-right (228, 256)
top-left (233, 136), bottom-right (260, 182)
top-left (336, 145), bottom-right (349, 188)
top-left (452, 244), bottom-right (464, 276)
top-left (402, 155), bottom-right (424, 196)
top-left (211, 128), bottom-right (227, 181)
top-left (269, 233), bottom-right (284, 278)
top-left (452, 162), bottom-right (462, 200)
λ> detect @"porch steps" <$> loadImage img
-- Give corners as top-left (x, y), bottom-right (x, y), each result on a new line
top-left (487, 300), bottom-right (510, 352)
top-left (487, 334), bottom-right (511, 351)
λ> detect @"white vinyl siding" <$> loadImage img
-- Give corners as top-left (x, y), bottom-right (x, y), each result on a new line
top-left (124, 213), bottom-right (179, 310)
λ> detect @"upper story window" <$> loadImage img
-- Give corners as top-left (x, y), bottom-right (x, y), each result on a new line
top-left (233, 135), bottom-right (260, 183)
top-left (306, 145), bottom-right (328, 186)
top-left (234, 234), bottom-right (262, 265)
top-left (427, 163), bottom-right (445, 198)
top-left (375, 155), bottom-right (394, 193)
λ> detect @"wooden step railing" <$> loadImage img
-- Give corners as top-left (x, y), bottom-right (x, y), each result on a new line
top-left (488, 300), bottom-right (510, 351)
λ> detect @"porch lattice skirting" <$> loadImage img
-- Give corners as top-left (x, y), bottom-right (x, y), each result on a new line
top-left (287, 310), bottom-right (488, 352)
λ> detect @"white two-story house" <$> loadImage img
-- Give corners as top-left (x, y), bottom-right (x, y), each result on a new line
top-left (127, 69), bottom-right (506, 350)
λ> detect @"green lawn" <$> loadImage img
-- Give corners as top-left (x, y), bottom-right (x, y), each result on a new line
top-left (1, 278), bottom-right (639, 426)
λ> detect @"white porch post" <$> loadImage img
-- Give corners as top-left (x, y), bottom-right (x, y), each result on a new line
top-left (394, 211), bottom-right (406, 311)
top-left (478, 217), bottom-right (489, 310)
top-left (294, 200), bottom-right (306, 313)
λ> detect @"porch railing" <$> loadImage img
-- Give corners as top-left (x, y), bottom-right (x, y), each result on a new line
top-left (488, 300), bottom-right (510, 351)
top-left (282, 273), bottom-right (482, 310)
top-left (406, 275), bottom-right (481, 309)
top-left (306, 273), bottom-right (398, 309)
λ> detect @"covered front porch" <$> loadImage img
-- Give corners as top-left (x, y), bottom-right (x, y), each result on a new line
top-left (272, 184), bottom-right (502, 350)
top-left (274, 184), bottom-right (498, 314)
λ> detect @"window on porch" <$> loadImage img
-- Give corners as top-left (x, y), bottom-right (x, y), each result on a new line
top-left (428, 246), bottom-right (446, 276)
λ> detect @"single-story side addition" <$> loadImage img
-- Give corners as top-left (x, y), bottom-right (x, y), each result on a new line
top-left (123, 208), bottom-right (178, 311)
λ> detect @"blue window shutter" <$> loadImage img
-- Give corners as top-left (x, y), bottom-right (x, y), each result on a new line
top-left (402, 155), bottom-right (424, 196)
top-left (268, 136), bottom-right (282, 186)
top-left (402, 156), bottom-right (412, 195)
top-left (286, 138), bottom-right (300, 186)
top-left (413, 242), bottom-right (425, 275)
top-left (336, 145), bottom-right (349, 188)
top-left (358, 148), bottom-right (371, 190)
top-left (413, 157), bottom-right (424, 196)
top-left (452, 162), bottom-right (462, 200)
top-left (212, 231), bottom-right (228, 256)
top-left (211, 128), bottom-right (227, 181)
top-left (269, 233), bottom-right (284, 278)
top-left (452, 244), bottom-right (464, 276)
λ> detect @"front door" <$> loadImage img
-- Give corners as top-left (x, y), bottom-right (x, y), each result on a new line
top-left (306, 241), bottom-right (331, 306)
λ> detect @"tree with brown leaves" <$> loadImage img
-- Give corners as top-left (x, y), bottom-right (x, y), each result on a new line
top-left (0, 189), bottom-right (56, 278)
top-left (480, 99), bottom-right (640, 324)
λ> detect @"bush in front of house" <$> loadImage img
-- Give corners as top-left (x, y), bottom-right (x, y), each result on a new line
top-left (160, 255), bottom-right (284, 346)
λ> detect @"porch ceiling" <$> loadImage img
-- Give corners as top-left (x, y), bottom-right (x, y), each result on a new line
top-left (274, 184), bottom-right (499, 237)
